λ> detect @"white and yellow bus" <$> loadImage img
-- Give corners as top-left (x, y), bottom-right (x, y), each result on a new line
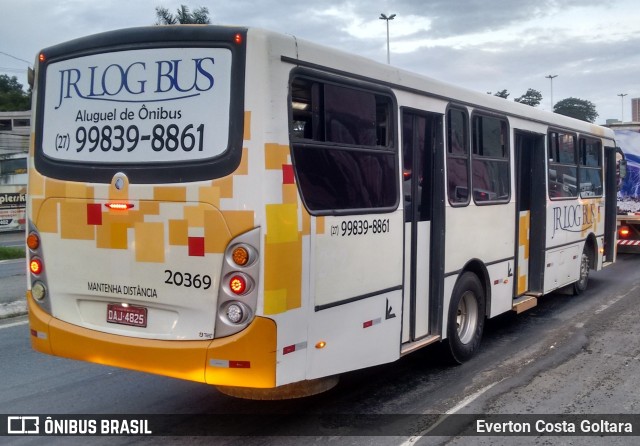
top-left (27, 26), bottom-right (618, 398)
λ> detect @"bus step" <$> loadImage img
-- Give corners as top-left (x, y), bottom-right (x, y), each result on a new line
top-left (400, 335), bottom-right (441, 357)
top-left (512, 294), bottom-right (538, 314)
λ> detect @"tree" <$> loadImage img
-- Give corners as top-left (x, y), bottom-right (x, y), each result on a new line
top-left (155, 5), bottom-right (211, 24)
top-left (553, 97), bottom-right (598, 123)
top-left (0, 74), bottom-right (30, 111)
top-left (514, 88), bottom-right (542, 107)
top-left (493, 89), bottom-right (510, 99)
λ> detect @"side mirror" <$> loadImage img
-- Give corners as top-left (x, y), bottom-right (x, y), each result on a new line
top-left (28, 67), bottom-right (35, 89)
top-left (616, 147), bottom-right (627, 180)
top-left (619, 158), bottom-right (628, 180)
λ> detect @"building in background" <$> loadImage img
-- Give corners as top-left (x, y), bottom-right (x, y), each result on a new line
top-left (0, 111), bottom-right (30, 156)
top-left (632, 98), bottom-right (640, 123)
top-left (0, 111), bottom-right (29, 231)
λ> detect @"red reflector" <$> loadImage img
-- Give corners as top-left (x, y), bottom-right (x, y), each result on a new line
top-left (229, 275), bottom-right (247, 295)
top-left (29, 258), bottom-right (43, 275)
top-left (363, 318), bottom-right (381, 329)
top-left (283, 345), bottom-right (296, 355)
top-left (229, 360), bottom-right (250, 369)
top-left (30, 329), bottom-right (47, 340)
top-left (105, 202), bottom-right (134, 210)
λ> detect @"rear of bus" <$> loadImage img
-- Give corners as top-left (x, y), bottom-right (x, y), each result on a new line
top-left (27, 26), bottom-right (277, 388)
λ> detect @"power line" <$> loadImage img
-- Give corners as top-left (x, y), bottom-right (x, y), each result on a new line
top-left (0, 51), bottom-right (32, 66)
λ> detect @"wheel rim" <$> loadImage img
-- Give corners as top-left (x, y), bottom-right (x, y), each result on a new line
top-left (457, 291), bottom-right (479, 345)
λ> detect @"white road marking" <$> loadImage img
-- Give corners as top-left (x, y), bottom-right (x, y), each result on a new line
top-left (0, 319), bottom-right (28, 329)
top-left (399, 381), bottom-right (501, 446)
top-left (594, 285), bottom-right (637, 314)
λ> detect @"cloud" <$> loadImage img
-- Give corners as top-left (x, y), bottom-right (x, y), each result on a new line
top-left (1, 0), bottom-right (639, 121)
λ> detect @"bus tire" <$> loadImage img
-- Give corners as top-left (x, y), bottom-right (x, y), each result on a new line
top-left (573, 248), bottom-right (591, 295)
top-left (445, 272), bottom-right (485, 364)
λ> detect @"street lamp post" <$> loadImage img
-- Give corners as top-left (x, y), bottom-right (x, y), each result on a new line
top-left (618, 93), bottom-right (628, 122)
top-left (379, 13), bottom-right (396, 64)
top-left (545, 74), bottom-right (558, 111)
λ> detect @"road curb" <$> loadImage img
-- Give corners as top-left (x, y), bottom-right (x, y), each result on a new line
top-left (0, 300), bottom-right (28, 319)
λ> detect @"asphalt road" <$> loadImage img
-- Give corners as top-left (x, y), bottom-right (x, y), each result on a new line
top-left (0, 230), bottom-right (25, 248)
top-left (442, 253), bottom-right (640, 445)
top-left (0, 231), bottom-right (26, 314)
top-left (1, 254), bottom-right (639, 445)
top-left (0, 259), bottom-right (25, 312)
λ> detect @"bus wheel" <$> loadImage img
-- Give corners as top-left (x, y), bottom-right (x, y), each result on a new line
top-left (573, 248), bottom-right (591, 295)
top-left (445, 272), bottom-right (485, 364)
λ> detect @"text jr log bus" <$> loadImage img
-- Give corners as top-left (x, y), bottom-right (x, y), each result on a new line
top-left (27, 25), bottom-right (618, 398)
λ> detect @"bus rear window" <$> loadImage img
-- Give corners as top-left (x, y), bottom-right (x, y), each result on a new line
top-left (41, 48), bottom-right (231, 165)
top-left (34, 27), bottom-right (247, 184)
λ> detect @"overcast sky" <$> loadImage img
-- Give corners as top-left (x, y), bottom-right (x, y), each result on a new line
top-left (2, 0), bottom-right (639, 123)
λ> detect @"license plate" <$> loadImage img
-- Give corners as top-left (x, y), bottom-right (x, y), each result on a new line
top-left (107, 304), bottom-right (147, 328)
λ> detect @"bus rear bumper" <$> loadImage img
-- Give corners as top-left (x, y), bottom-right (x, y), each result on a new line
top-left (27, 291), bottom-right (277, 388)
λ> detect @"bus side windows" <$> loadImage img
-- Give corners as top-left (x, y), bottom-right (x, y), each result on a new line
top-left (548, 132), bottom-right (578, 199)
top-left (471, 114), bottom-right (510, 204)
top-left (579, 137), bottom-right (603, 197)
top-left (289, 75), bottom-right (398, 213)
top-left (446, 107), bottom-right (470, 206)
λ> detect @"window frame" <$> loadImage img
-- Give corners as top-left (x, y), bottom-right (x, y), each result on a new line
top-left (289, 71), bottom-right (395, 151)
top-left (547, 130), bottom-right (579, 200)
top-left (578, 136), bottom-right (603, 198)
top-left (445, 105), bottom-right (471, 207)
top-left (288, 69), bottom-right (399, 216)
top-left (470, 112), bottom-right (511, 205)
top-left (33, 26), bottom-right (248, 184)
top-left (13, 118), bottom-right (30, 128)
top-left (0, 157), bottom-right (28, 175)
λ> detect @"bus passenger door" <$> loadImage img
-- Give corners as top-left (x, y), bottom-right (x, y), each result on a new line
top-left (402, 110), bottom-right (443, 343)
top-left (515, 130), bottom-right (546, 295)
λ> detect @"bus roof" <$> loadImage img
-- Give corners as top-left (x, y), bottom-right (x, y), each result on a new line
top-left (278, 28), bottom-right (614, 140)
top-left (37, 25), bottom-right (614, 141)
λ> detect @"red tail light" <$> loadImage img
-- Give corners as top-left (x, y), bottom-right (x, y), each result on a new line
top-left (29, 257), bottom-right (43, 275)
top-left (619, 226), bottom-right (631, 238)
top-left (229, 275), bottom-right (247, 295)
